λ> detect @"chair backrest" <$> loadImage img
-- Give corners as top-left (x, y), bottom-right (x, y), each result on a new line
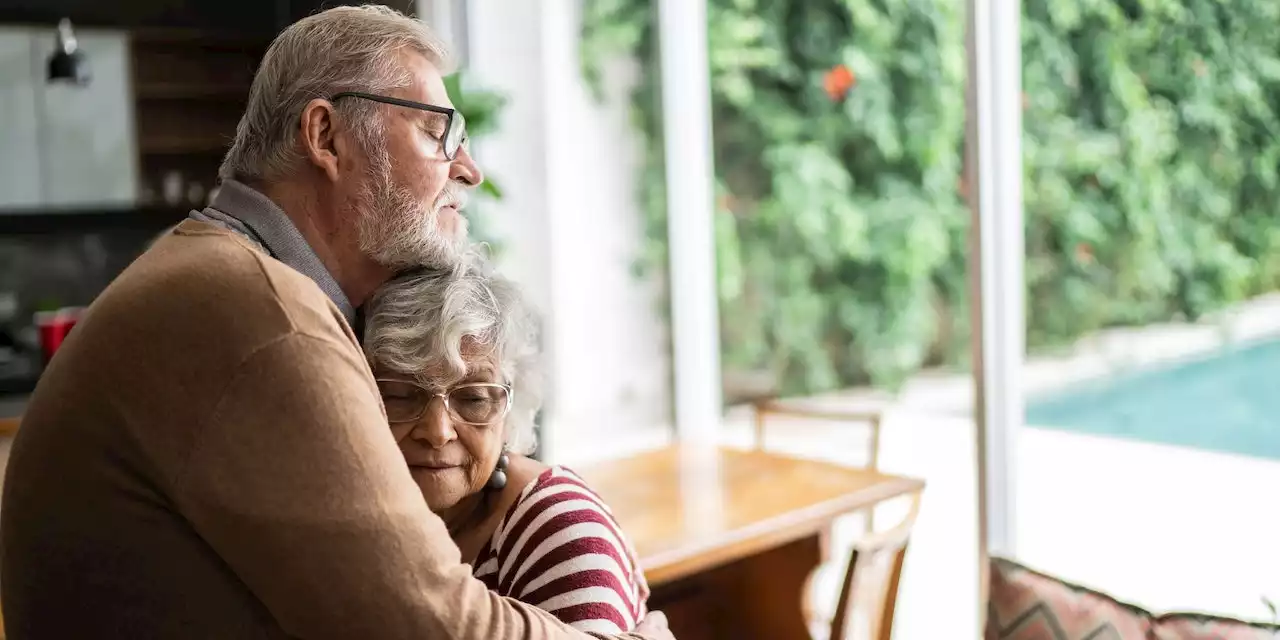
top-left (750, 400), bottom-right (883, 460)
top-left (751, 399), bottom-right (887, 533)
top-left (824, 493), bottom-right (921, 640)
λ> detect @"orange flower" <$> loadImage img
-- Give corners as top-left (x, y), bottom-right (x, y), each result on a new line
top-left (823, 64), bottom-right (856, 102)
top-left (1075, 243), bottom-right (1094, 264)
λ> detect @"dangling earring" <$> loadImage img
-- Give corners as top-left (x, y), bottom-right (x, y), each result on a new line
top-left (487, 450), bottom-right (510, 490)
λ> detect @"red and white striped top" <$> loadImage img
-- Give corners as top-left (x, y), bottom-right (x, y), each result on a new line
top-left (472, 466), bottom-right (650, 634)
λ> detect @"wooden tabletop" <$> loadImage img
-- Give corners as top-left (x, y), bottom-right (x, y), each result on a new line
top-left (0, 416), bottom-right (18, 437)
top-left (576, 444), bottom-right (924, 585)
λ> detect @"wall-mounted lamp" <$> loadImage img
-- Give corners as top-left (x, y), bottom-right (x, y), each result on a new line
top-left (47, 19), bottom-right (90, 86)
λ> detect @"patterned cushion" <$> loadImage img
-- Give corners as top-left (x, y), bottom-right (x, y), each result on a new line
top-left (1151, 614), bottom-right (1280, 639)
top-left (985, 558), bottom-right (1279, 640)
top-left (987, 557), bottom-right (1150, 639)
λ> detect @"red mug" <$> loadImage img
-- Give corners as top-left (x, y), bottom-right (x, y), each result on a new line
top-left (35, 307), bottom-right (83, 365)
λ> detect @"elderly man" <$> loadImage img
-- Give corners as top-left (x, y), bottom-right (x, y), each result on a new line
top-left (0, 6), bottom-right (670, 640)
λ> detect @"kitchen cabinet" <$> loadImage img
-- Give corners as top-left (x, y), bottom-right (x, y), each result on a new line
top-left (0, 26), bottom-right (138, 210)
top-left (0, 30), bottom-right (41, 208)
top-left (0, 0), bottom-right (281, 35)
top-left (1, 0), bottom-right (416, 37)
top-left (32, 28), bottom-right (139, 208)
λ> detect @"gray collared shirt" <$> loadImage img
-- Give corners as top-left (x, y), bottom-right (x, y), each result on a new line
top-left (189, 179), bottom-right (356, 324)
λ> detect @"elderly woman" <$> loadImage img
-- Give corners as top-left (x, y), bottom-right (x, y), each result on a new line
top-left (362, 253), bottom-right (649, 634)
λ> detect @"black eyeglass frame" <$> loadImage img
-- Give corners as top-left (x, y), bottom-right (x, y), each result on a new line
top-left (330, 91), bottom-right (468, 160)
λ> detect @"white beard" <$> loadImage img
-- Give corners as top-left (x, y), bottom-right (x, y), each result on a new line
top-left (356, 148), bottom-right (469, 270)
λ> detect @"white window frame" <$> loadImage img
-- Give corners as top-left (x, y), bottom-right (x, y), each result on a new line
top-left (417, 0), bottom-right (469, 67)
top-left (965, 0), bottom-right (1025, 624)
top-left (655, 0), bottom-right (723, 443)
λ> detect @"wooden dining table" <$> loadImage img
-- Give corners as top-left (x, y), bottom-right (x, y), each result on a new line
top-left (576, 444), bottom-right (925, 640)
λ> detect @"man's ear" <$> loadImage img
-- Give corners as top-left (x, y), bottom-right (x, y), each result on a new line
top-left (299, 98), bottom-right (344, 182)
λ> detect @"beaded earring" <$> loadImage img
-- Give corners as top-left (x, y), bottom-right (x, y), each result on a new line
top-left (487, 450), bottom-right (510, 490)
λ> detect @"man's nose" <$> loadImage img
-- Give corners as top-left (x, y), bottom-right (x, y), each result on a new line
top-left (450, 146), bottom-right (484, 187)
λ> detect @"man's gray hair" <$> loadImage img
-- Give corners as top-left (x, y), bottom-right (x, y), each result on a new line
top-left (219, 5), bottom-right (452, 183)
top-left (363, 252), bottom-right (543, 455)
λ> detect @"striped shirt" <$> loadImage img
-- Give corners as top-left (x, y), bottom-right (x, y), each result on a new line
top-left (472, 466), bottom-right (650, 634)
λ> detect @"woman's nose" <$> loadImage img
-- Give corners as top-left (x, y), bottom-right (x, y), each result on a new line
top-left (409, 397), bottom-right (457, 448)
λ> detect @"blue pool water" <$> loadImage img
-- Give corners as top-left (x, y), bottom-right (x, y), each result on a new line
top-left (1025, 339), bottom-right (1280, 461)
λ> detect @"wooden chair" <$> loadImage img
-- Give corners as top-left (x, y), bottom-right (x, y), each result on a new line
top-left (805, 492), bottom-right (921, 640)
top-left (750, 399), bottom-right (884, 469)
top-left (750, 398), bottom-right (885, 531)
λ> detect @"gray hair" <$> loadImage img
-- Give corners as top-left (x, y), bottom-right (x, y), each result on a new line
top-left (363, 252), bottom-right (543, 455)
top-left (219, 5), bottom-right (452, 183)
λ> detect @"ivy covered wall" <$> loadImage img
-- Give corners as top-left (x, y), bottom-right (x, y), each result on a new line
top-left (581, 0), bottom-right (1280, 396)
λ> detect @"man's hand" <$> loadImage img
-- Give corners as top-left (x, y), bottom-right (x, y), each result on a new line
top-left (634, 611), bottom-right (675, 640)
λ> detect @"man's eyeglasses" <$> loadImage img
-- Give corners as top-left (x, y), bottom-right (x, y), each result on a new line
top-left (330, 91), bottom-right (469, 160)
top-left (376, 379), bottom-right (512, 425)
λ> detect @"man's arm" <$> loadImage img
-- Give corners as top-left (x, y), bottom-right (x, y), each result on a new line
top-left (169, 332), bottom-right (658, 639)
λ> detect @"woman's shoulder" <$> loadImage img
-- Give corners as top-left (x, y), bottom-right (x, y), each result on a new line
top-left (503, 463), bottom-right (614, 524)
top-left (524, 464), bottom-right (593, 496)
top-left (493, 455), bottom-right (550, 514)
top-left (485, 461), bottom-right (637, 570)
top-left (484, 463), bottom-right (650, 633)
top-left (480, 460), bottom-right (608, 556)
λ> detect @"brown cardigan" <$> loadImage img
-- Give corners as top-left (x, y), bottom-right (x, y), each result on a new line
top-left (0, 221), bottom-right (647, 640)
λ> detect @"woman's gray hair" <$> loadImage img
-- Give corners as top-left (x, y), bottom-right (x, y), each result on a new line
top-left (363, 251), bottom-right (543, 455)
top-left (219, 5), bottom-right (452, 183)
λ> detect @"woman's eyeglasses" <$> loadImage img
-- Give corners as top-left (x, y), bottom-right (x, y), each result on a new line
top-left (330, 91), bottom-right (469, 160)
top-left (376, 379), bottom-right (512, 425)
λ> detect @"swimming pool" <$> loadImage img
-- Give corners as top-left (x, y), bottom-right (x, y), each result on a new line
top-left (1025, 339), bottom-right (1280, 461)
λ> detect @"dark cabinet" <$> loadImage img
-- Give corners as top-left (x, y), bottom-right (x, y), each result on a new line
top-left (0, 0), bottom-right (419, 35)
top-left (0, 0), bottom-right (284, 35)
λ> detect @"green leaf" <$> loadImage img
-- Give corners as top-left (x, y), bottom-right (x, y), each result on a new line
top-left (478, 179), bottom-right (503, 200)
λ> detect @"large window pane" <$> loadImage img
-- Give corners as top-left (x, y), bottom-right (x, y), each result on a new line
top-left (583, 1), bottom-right (983, 637)
top-left (1017, 0), bottom-right (1280, 624)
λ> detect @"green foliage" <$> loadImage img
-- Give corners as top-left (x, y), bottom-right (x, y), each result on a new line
top-left (1021, 0), bottom-right (1280, 346)
top-left (581, 0), bottom-right (1280, 396)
